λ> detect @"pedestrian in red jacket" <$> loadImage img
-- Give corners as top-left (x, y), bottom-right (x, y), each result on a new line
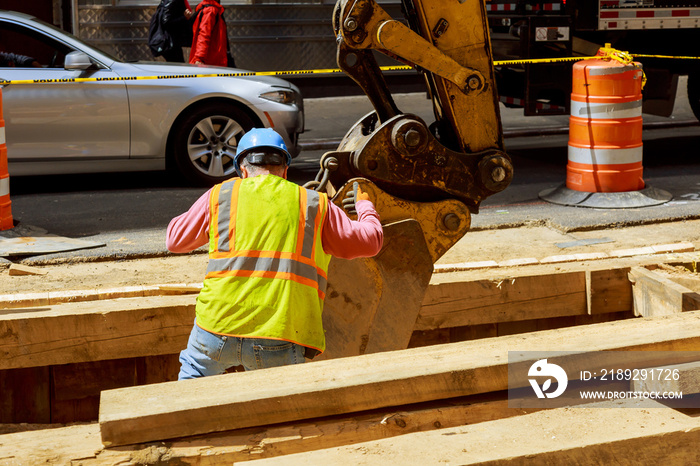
top-left (189, 0), bottom-right (227, 67)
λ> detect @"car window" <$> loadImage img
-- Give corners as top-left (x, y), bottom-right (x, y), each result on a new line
top-left (0, 20), bottom-right (74, 68)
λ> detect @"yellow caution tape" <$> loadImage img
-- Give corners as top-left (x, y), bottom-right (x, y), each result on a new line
top-left (0, 47), bottom-right (692, 86)
top-left (493, 55), bottom-right (599, 66)
top-left (0, 65), bottom-right (412, 86)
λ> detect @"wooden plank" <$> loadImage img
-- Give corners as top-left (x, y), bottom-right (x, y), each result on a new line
top-left (135, 354), bottom-right (181, 386)
top-left (52, 359), bottom-right (138, 402)
top-left (0, 394), bottom-right (540, 465)
top-left (243, 399), bottom-right (700, 465)
top-left (629, 266), bottom-right (700, 317)
top-left (586, 267), bottom-right (633, 315)
top-left (631, 360), bottom-right (700, 395)
top-left (8, 264), bottom-right (47, 276)
top-left (0, 295), bottom-right (195, 370)
top-left (50, 396), bottom-right (100, 424)
top-left (48, 355), bottom-right (180, 425)
top-left (0, 283), bottom-right (200, 310)
top-left (99, 311), bottom-right (700, 447)
top-left (0, 367), bottom-right (50, 424)
top-left (655, 262), bottom-right (700, 292)
top-left (416, 271), bottom-right (587, 330)
top-left (50, 358), bottom-right (138, 423)
top-left (0, 269), bottom-right (611, 372)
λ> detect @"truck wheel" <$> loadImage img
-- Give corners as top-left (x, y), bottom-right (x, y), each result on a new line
top-left (172, 102), bottom-right (256, 186)
top-left (688, 73), bottom-right (700, 122)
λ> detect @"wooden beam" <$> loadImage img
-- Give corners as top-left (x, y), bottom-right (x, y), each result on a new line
top-left (0, 393), bottom-right (538, 465)
top-left (241, 399), bottom-right (700, 465)
top-left (629, 266), bottom-right (700, 317)
top-left (0, 284), bottom-right (200, 310)
top-left (586, 268), bottom-right (633, 315)
top-left (99, 311), bottom-right (700, 447)
top-left (655, 262), bottom-right (700, 292)
top-left (1, 263), bottom-right (638, 372)
top-left (0, 367), bottom-right (50, 423)
top-left (631, 360), bottom-right (700, 395)
top-left (0, 295), bottom-right (195, 370)
top-left (416, 271), bottom-right (587, 330)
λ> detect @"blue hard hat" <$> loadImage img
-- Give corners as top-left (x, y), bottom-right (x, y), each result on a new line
top-left (235, 128), bottom-right (291, 174)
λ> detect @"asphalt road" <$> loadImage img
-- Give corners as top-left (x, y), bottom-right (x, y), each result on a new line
top-left (3, 84), bottom-right (700, 264)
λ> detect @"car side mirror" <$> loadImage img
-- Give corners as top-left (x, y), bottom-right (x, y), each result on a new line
top-left (64, 51), bottom-right (94, 70)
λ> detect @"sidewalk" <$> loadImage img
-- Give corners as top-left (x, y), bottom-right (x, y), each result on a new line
top-left (299, 76), bottom-right (697, 146)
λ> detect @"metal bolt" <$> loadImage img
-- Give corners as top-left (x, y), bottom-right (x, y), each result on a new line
top-left (324, 157), bottom-right (339, 171)
top-left (345, 17), bottom-right (358, 31)
top-left (492, 166), bottom-right (506, 183)
top-left (404, 129), bottom-right (422, 147)
top-left (443, 213), bottom-right (460, 231)
top-left (468, 76), bottom-right (481, 91)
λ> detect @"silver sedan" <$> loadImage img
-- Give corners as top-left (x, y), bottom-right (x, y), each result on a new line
top-left (0, 10), bottom-right (304, 186)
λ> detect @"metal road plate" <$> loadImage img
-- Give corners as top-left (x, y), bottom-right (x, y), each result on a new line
top-left (0, 225), bottom-right (104, 257)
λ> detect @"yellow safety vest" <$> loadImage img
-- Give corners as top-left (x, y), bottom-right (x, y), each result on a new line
top-left (195, 175), bottom-right (332, 353)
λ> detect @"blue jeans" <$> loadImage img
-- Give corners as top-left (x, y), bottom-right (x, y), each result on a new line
top-left (178, 322), bottom-right (306, 380)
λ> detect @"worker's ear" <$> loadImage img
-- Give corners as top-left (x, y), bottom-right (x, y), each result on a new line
top-left (282, 165), bottom-right (289, 179)
top-left (240, 165), bottom-right (249, 179)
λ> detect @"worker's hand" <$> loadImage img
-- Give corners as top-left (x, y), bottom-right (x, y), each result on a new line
top-left (342, 182), bottom-right (369, 216)
top-left (356, 186), bottom-right (370, 202)
top-left (184, 8), bottom-right (193, 19)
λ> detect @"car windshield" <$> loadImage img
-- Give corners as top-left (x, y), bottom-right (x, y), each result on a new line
top-left (0, 14), bottom-right (118, 68)
top-left (34, 17), bottom-right (119, 62)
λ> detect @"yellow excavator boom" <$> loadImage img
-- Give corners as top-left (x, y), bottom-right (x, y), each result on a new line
top-left (310, 0), bottom-right (513, 360)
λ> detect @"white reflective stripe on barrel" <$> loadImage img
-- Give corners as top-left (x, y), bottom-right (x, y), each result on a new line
top-left (0, 127), bottom-right (4, 145)
top-left (570, 99), bottom-right (642, 120)
top-left (568, 146), bottom-right (643, 165)
top-left (0, 177), bottom-right (8, 197)
top-left (588, 64), bottom-right (641, 76)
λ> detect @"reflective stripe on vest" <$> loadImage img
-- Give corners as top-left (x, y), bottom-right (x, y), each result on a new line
top-left (207, 177), bottom-right (328, 298)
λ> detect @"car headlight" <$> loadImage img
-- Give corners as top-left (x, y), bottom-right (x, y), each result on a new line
top-left (259, 90), bottom-right (297, 105)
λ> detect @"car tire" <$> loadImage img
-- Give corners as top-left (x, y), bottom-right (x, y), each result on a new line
top-left (172, 102), bottom-right (257, 186)
top-left (688, 72), bottom-right (700, 123)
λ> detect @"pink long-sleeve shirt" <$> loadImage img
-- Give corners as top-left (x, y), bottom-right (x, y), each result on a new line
top-left (166, 183), bottom-right (383, 259)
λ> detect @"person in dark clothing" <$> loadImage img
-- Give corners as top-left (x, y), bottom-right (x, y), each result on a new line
top-left (160, 0), bottom-right (193, 62)
top-left (0, 51), bottom-right (40, 67)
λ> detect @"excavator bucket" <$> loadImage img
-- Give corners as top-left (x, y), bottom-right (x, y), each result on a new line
top-left (319, 219), bottom-right (432, 359)
top-left (316, 179), bottom-right (471, 360)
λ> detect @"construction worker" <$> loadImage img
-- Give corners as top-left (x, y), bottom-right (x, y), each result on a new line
top-left (166, 128), bottom-right (383, 378)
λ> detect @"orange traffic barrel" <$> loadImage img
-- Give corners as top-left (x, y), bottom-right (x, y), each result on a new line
top-left (0, 87), bottom-right (13, 230)
top-left (566, 53), bottom-right (645, 192)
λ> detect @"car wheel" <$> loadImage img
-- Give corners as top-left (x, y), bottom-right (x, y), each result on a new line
top-left (173, 103), bottom-right (257, 186)
top-left (688, 72), bottom-right (700, 122)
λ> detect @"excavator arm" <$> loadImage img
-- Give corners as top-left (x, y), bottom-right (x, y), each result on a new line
top-left (311, 0), bottom-right (513, 359)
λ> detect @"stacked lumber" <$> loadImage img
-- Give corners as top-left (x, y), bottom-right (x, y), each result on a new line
top-left (244, 399), bottom-right (700, 465)
top-left (2, 254), bottom-right (700, 425)
top-left (629, 264), bottom-right (700, 316)
top-left (0, 285), bottom-right (199, 423)
top-left (1, 310), bottom-right (700, 464)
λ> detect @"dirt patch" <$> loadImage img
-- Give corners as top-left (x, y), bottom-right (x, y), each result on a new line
top-left (1, 220), bottom-right (699, 296)
top-left (0, 253), bottom-right (208, 295)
